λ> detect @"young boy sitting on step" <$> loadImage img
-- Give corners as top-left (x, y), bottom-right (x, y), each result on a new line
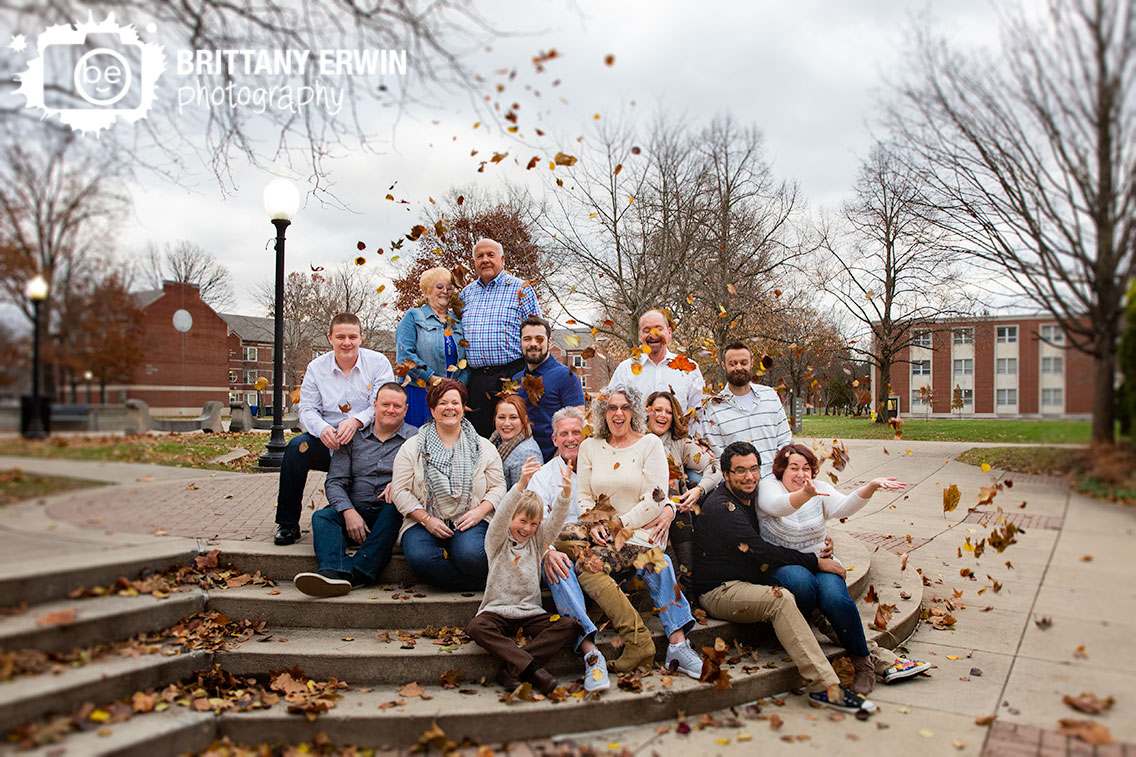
top-left (466, 459), bottom-right (578, 694)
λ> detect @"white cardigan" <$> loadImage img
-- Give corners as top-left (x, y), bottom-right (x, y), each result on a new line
top-left (756, 478), bottom-right (868, 555)
top-left (391, 434), bottom-right (506, 540)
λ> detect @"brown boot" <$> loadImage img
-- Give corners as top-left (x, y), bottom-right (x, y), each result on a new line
top-left (852, 654), bottom-right (876, 694)
top-left (577, 569), bottom-right (655, 672)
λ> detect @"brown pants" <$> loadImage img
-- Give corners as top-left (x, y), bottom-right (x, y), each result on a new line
top-left (700, 580), bottom-right (840, 693)
top-left (466, 611), bottom-right (579, 681)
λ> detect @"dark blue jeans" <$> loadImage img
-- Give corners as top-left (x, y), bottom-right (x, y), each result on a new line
top-left (401, 520), bottom-right (489, 591)
top-left (311, 504), bottom-right (401, 583)
top-left (276, 432), bottom-right (330, 527)
top-left (773, 564), bottom-right (870, 657)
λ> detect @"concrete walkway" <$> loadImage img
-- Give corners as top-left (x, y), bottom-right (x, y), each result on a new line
top-left (0, 440), bottom-right (1132, 755)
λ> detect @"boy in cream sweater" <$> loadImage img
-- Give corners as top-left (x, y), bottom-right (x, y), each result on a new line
top-left (466, 462), bottom-right (578, 694)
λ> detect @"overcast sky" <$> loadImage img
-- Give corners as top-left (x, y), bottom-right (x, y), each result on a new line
top-left (106, 0), bottom-right (1011, 316)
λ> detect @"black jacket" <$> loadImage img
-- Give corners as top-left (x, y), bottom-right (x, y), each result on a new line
top-left (691, 481), bottom-right (819, 599)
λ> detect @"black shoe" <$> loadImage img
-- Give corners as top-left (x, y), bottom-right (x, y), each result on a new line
top-left (274, 524), bottom-right (301, 545)
top-left (525, 667), bottom-right (558, 695)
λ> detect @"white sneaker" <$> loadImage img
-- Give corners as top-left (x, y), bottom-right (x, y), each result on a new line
top-left (665, 640), bottom-right (703, 679)
top-left (293, 572), bottom-right (351, 597)
top-left (584, 650), bottom-right (610, 692)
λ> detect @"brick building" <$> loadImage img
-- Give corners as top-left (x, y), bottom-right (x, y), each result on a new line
top-left (549, 328), bottom-right (613, 395)
top-left (872, 314), bottom-right (1094, 419)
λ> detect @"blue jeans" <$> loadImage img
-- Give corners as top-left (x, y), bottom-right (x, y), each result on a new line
top-left (614, 553), bottom-right (695, 639)
top-left (401, 521), bottom-right (489, 591)
top-left (311, 504), bottom-right (401, 583)
top-left (773, 564), bottom-right (870, 657)
top-left (544, 568), bottom-right (597, 653)
top-left (276, 432), bottom-right (330, 526)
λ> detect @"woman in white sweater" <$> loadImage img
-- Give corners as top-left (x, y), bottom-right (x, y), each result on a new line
top-left (758, 443), bottom-right (929, 693)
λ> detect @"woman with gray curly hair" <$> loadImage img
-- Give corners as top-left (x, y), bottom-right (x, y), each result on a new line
top-left (571, 384), bottom-right (701, 679)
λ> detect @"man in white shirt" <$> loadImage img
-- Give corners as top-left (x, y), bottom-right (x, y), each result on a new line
top-left (607, 310), bottom-right (705, 420)
top-left (274, 313), bottom-right (395, 546)
top-left (700, 341), bottom-right (791, 480)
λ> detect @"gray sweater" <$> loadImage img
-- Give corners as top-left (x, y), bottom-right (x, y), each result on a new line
top-left (476, 483), bottom-right (570, 619)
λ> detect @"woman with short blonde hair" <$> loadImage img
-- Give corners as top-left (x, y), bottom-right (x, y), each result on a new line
top-left (394, 267), bottom-right (468, 426)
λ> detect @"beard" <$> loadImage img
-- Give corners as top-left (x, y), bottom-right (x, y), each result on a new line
top-left (525, 348), bottom-right (547, 366)
top-left (726, 369), bottom-right (751, 387)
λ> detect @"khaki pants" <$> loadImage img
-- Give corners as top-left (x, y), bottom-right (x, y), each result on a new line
top-left (700, 581), bottom-right (839, 692)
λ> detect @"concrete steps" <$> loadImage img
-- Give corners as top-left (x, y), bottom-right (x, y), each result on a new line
top-left (1, 531), bottom-right (924, 753)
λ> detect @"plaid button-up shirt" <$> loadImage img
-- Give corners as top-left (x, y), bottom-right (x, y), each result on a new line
top-left (459, 270), bottom-right (540, 368)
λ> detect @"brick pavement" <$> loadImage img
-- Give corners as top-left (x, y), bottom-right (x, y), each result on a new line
top-left (45, 471), bottom-right (329, 543)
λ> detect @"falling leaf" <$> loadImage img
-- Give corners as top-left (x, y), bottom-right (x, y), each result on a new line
top-left (872, 603), bottom-right (894, 631)
top-left (525, 155), bottom-right (540, 170)
top-left (604, 54), bottom-right (615, 66)
top-left (254, 376), bottom-right (269, 391)
top-left (666, 353), bottom-right (699, 372)
top-left (564, 334), bottom-right (581, 348)
top-left (553, 152), bottom-right (578, 166)
top-left (354, 256), bottom-right (366, 266)
top-left (943, 484), bottom-right (961, 513)
top-left (521, 374), bottom-right (545, 403)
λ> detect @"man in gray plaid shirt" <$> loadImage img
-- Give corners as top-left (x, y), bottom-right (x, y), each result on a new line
top-left (293, 382), bottom-right (418, 597)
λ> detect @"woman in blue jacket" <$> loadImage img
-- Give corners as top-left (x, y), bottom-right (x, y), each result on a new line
top-left (394, 267), bottom-right (469, 426)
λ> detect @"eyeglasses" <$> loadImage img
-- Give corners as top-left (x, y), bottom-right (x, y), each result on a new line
top-left (607, 404), bottom-right (632, 413)
top-left (729, 465), bottom-right (761, 476)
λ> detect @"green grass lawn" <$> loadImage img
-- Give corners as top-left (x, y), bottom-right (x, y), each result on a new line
top-left (2, 432), bottom-right (295, 474)
top-left (0, 468), bottom-right (103, 504)
top-left (800, 415), bottom-right (1092, 444)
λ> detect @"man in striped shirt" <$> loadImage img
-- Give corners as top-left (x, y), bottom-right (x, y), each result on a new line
top-left (699, 342), bottom-right (791, 479)
top-left (459, 238), bottom-right (541, 436)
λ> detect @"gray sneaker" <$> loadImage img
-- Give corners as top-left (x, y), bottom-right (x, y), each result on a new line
top-left (293, 572), bottom-right (351, 597)
top-left (665, 640), bottom-right (703, 679)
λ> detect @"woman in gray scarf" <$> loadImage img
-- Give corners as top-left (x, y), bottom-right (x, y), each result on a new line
top-left (392, 379), bottom-right (506, 590)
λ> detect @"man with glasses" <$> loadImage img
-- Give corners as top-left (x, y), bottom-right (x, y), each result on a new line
top-left (700, 341), bottom-right (790, 480)
top-left (692, 441), bottom-right (875, 714)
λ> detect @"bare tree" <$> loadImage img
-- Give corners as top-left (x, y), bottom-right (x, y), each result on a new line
top-left (145, 240), bottom-right (235, 310)
top-left (824, 140), bottom-right (966, 422)
top-left (0, 2), bottom-right (519, 193)
top-left (889, 0), bottom-right (1136, 443)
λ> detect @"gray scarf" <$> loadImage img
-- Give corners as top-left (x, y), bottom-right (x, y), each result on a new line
top-left (420, 418), bottom-right (481, 520)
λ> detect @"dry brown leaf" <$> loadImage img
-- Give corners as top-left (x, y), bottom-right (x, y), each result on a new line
top-left (1058, 719), bottom-right (1114, 745)
top-left (1062, 692), bottom-right (1114, 715)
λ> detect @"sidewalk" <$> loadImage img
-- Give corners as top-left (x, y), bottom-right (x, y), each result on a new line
top-left (0, 440), bottom-right (1131, 755)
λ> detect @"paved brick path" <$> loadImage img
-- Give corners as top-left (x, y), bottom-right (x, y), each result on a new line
top-left (45, 470), bottom-right (328, 543)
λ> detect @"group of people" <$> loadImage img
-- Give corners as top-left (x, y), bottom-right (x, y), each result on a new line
top-left (276, 238), bottom-right (931, 714)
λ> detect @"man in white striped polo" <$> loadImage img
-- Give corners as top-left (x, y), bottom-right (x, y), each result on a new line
top-left (699, 342), bottom-right (791, 480)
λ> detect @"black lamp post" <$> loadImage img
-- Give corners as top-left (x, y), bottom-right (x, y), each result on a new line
top-left (258, 176), bottom-right (300, 468)
top-left (24, 274), bottom-right (49, 440)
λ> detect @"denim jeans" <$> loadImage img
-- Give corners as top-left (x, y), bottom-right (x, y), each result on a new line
top-left (773, 564), bottom-right (870, 657)
top-left (311, 504), bottom-right (401, 583)
top-left (401, 521), bottom-right (489, 591)
top-left (613, 553), bottom-right (695, 638)
top-left (276, 432), bottom-right (330, 527)
top-left (544, 567), bottom-right (597, 653)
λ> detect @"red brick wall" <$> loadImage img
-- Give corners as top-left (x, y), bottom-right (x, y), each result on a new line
top-left (1019, 320), bottom-right (1040, 414)
top-left (1065, 344), bottom-right (1096, 414)
top-left (974, 321), bottom-right (995, 413)
top-left (127, 282), bottom-right (229, 409)
top-left (890, 345), bottom-right (910, 413)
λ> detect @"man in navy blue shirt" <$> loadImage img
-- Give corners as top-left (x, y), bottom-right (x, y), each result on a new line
top-left (513, 316), bottom-right (585, 461)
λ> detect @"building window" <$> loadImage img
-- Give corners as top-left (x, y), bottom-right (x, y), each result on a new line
top-left (953, 359), bottom-right (973, 375)
top-left (995, 358), bottom-right (1017, 375)
top-left (1041, 356), bottom-right (1064, 374)
top-left (996, 388), bottom-right (1017, 406)
top-left (959, 388), bottom-right (973, 405)
top-left (911, 391), bottom-right (927, 407)
top-left (1041, 388), bottom-right (1063, 406)
top-left (244, 369), bottom-right (257, 384)
top-left (953, 328), bottom-right (974, 345)
top-left (571, 355), bottom-right (584, 368)
top-left (228, 392), bottom-right (240, 405)
top-left (996, 326), bottom-right (1018, 343)
top-left (229, 370), bottom-right (239, 384)
top-left (911, 360), bottom-right (931, 376)
top-left (245, 392), bottom-right (258, 407)
top-left (912, 331), bottom-right (932, 348)
top-left (1040, 324), bottom-right (1064, 344)
top-left (243, 346), bottom-right (258, 361)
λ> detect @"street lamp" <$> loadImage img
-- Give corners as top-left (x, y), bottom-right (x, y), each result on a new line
top-left (24, 274), bottom-right (49, 440)
top-left (258, 176), bottom-right (300, 468)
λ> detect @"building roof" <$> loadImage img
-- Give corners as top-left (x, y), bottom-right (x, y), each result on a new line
top-left (133, 289), bottom-right (164, 309)
top-left (218, 312), bottom-right (395, 352)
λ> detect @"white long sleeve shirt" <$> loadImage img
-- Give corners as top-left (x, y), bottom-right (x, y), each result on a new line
top-left (526, 455), bottom-right (580, 521)
top-left (608, 349), bottom-right (706, 420)
top-left (756, 477), bottom-right (869, 554)
top-left (298, 348), bottom-right (395, 437)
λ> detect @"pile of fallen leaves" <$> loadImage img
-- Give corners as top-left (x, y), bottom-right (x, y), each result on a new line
top-left (6, 665), bottom-right (346, 750)
top-left (1, 611), bottom-right (266, 684)
top-left (66, 550), bottom-right (274, 601)
top-left (375, 624), bottom-right (470, 652)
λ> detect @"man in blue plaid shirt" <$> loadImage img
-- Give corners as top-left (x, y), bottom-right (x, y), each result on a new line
top-left (460, 238), bottom-right (541, 436)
